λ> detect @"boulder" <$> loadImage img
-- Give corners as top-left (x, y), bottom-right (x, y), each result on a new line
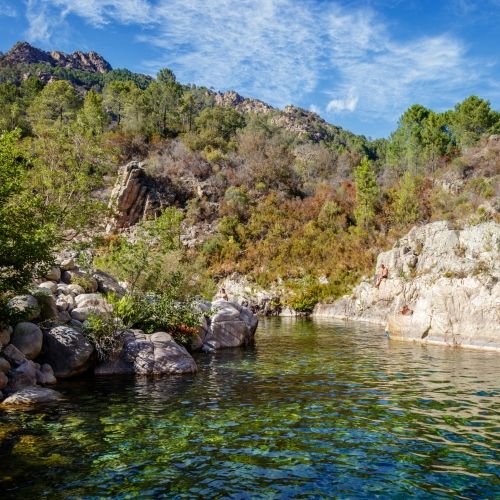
top-left (6, 295), bottom-right (40, 321)
top-left (58, 310), bottom-right (72, 323)
top-left (36, 364), bottom-right (57, 385)
top-left (201, 300), bottom-right (258, 350)
top-left (0, 371), bottom-right (7, 390)
top-left (93, 270), bottom-right (126, 297)
top-left (36, 292), bottom-right (59, 320)
top-left (1, 386), bottom-right (62, 406)
top-left (95, 329), bottom-right (197, 375)
top-left (71, 304), bottom-right (112, 322)
top-left (42, 325), bottom-right (94, 378)
top-left (61, 270), bottom-right (98, 293)
top-left (2, 344), bottom-right (26, 365)
top-left (58, 256), bottom-right (76, 271)
top-left (7, 360), bottom-right (38, 391)
top-left (38, 281), bottom-right (58, 294)
top-left (11, 322), bottom-right (43, 360)
top-left (68, 284), bottom-right (85, 295)
top-left (0, 357), bottom-right (11, 373)
top-left (45, 266), bottom-right (61, 281)
top-left (0, 325), bottom-right (12, 346)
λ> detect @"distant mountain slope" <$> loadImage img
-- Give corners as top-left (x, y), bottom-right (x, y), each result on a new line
top-left (0, 41), bottom-right (112, 73)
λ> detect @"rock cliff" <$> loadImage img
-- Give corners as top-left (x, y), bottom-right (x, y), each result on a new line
top-left (0, 41), bottom-right (112, 73)
top-left (314, 221), bottom-right (500, 351)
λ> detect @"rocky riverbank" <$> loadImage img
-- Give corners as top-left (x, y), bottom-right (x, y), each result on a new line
top-left (0, 259), bottom-right (258, 407)
top-left (314, 221), bottom-right (500, 351)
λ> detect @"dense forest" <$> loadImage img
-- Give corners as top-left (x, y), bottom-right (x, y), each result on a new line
top-left (1, 43), bottom-right (499, 320)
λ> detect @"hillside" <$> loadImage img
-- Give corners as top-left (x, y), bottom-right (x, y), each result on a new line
top-left (0, 41), bottom-right (499, 316)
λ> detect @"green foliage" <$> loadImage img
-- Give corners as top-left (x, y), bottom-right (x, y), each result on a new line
top-left (353, 157), bottom-right (379, 229)
top-left (83, 313), bottom-right (123, 361)
top-left (448, 96), bottom-right (499, 148)
top-left (28, 80), bottom-right (80, 135)
top-left (392, 172), bottom-right (422, 225)
top-left (0, 129), bottom-right (55, 294)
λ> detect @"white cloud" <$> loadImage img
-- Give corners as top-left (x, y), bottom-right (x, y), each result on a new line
top-left (21, 0), bottom-right (489, 123)
top-left (0, 3), bottom-right (17, 17)
top-left (327, 90), bottom-right (359, 113)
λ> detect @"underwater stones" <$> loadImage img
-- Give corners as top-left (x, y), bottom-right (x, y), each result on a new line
top-left (1, 386), bottom-right (62, 406)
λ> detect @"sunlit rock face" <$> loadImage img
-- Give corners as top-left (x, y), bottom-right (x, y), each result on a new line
top-left (314, 221), bottom-right (500, 351)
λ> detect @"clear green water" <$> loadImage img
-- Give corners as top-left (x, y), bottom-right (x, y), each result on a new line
top-left (1, 318), bottom-right (499, 499)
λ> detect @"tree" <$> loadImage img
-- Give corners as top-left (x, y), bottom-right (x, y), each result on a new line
top-left (392, 172), bottom-right (422, 225)
top-left (143, 69), bottom-right (183, 137)
top-left (353, 157), bottom-right (379, 229)
top-left (103, 80), bottom-right (138, 126)
top-left (77, 90), bottom-right (108, 137)
top-left (28, 80), bottom-right (80, 135)
top-left (0, 130), bottom-right (55, 294)
top-left (448, 96), bottom-right (499, 148)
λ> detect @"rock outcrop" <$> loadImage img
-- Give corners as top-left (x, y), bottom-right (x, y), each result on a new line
top-left (314, 221), bottom-right (500, 351)
top-left (106, 161), bottom-right (175, 231)
top-left (0, 41), bottom-right (112, 73)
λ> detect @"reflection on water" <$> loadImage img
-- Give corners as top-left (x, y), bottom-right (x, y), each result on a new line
top-left (1, 318), bottom-right (499, 498)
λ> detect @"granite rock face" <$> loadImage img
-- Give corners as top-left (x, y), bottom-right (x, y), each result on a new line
top-left (314, 221), bottom-right (500, 351)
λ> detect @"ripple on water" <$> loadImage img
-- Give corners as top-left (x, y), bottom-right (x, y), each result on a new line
top-left (1, 317), bottom-right (499, 499)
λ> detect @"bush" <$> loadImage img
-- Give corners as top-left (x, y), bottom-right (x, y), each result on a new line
top-left (83, 314), bottom-right (123, 361)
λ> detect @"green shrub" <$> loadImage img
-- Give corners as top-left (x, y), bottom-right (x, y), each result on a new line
top-left (83, 313), bottom-right (123, 361)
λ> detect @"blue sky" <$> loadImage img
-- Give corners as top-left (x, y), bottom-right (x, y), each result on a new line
top-left (1, 0), bottom-right (499, 138)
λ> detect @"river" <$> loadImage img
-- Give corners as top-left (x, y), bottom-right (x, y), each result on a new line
top-left (1, 318), bottom-right (499, 498)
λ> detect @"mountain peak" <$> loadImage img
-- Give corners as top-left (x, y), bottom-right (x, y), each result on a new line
top-left (1, 41), bottom-right (112, 73)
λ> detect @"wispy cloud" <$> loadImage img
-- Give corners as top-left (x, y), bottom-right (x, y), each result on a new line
top-left (0, 2), bottom-right (17, 17)
top-left (21, 0), bottom-right (492, 123)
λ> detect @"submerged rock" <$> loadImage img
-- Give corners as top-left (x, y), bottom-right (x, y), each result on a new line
top-left (1, 386), bottom-right (62, 406)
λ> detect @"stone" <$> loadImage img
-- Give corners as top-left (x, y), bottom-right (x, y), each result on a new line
top-left (74, 293), bottom-right (105, 307)
top-left (11, 322), bottom-right (43, 360)
top-left (68, 284), bottom-right (85, 296)
top-left (2, 344), bottom-right (26, 365)
top-left (58, 257), bottom-right (76, 271)
top-left (36, 364), bottom-right (57, 385)
top-left (313, 221), bottom-right (500, 351)
top-left (38, 281), bottom-right (58, 294)
top-left (0, 357), bottom-right (11, 373)
top-left (95, 329), bottom-right (197, 376)
top-left (0, 371), bottom-right (7, 390)
top-left (45, 267), bottom-right (61, 281)
top-left (201, 300), bottom-right (258, 350)
top-left (93, 270), bottom-right (126, 297)
top-left (61, 270), bottom-right (98, 292)
top-left (7, 360), bottom-right (38, 391)
top-left (42, 325), bottom-right (94, 378)
top-left (36, 292), bottom-right (59, 320)
top-left (58, 311), bottom-right (72, 323)
top-left (0, 325), bottom-right (12, 346)
top-left (57, 283), bottom-right (71, 294)
top-left (71, 304), bottom-right (112, 322)
top-left (6, 295), bottom-right (40, 321)
top-left (1, 386), bottom-right (62, 406)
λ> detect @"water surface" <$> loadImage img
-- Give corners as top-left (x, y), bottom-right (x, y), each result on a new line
top-left (1, 318), bottom-right (499, 498)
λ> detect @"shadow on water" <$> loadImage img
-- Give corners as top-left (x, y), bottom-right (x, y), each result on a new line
top-left (1, 317), bottom-right (499, 498)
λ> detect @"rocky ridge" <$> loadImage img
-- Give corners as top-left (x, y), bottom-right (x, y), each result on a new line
top-left (0, 41), bottom-right (112, 73)
top-left (314, 221), bottom-right (500, 351)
